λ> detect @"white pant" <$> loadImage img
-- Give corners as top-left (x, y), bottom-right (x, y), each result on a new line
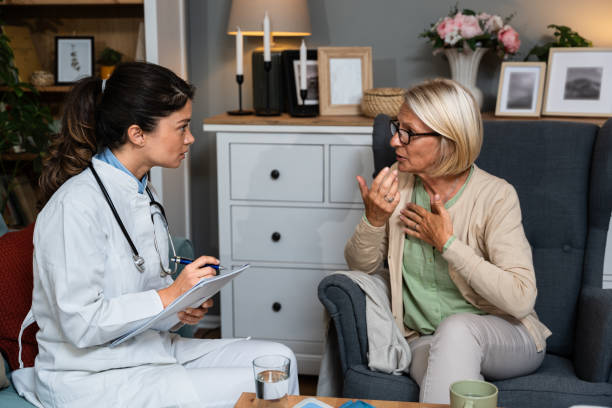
top-left (181, 339), bottom-right (299, 408)
top-left (408, 313), bottom-right (545, 404)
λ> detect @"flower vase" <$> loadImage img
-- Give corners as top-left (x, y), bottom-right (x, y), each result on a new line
top-left (444, 48), bottom-right (488, 109)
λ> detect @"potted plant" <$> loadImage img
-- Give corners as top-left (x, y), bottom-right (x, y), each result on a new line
top-left (524, 25), bottom-right (592, 62)
top-left (0, 18), bottom-right (54, 223)
top-left (420, 5), bottom-right (520, 108)
top-left (97, 47), bottom-right (122, 79)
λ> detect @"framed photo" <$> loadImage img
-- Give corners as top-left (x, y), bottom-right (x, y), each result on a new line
top-left (55, 36), bottom-right (94, 85)
top-left (542, 47), bottom-right (612, 117)
top-left (495, 62), bottom-right (546, 117)
top-left (281, 49), bottom-right (319, 117)
top-left (317, 47), bottom-right (373, 116)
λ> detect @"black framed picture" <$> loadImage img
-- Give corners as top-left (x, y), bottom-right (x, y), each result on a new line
top-left (281, 49), bottom-right (319, 117)
top-left (55, 36), bottom-right (94, 85)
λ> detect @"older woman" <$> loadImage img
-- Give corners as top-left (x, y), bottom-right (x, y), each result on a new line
top-left (345, 78), bottom-right (551, 404)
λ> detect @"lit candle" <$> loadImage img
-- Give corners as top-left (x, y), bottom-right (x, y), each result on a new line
top-left (263, 11), bottom-right (271, 62)
top-left (236, 27), bottom-right (243, 76)
top-left (299, 39), bottom-right (307, 90)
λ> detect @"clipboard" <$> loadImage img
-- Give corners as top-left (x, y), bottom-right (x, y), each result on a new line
top-left (111, 264), bottom-right (250, 347)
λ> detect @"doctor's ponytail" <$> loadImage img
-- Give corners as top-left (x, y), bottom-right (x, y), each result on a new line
top-left (39, 77), bottom-right (101, 202)
top-left (40, 62), bottom-right (195, 204)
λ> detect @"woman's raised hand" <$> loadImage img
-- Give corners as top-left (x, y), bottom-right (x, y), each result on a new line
top-left (157, 256), bottom-right (219, 308)
top-left (357, 167), bottom-right (400, 227)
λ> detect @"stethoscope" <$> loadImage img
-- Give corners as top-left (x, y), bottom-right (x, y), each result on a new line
top-left (88, 163), bottom-right (177, 276)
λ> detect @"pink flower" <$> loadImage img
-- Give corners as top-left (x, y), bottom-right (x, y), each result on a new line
top-left (477, 12), bottom-right (491, 20)
top-left (455, 13), bottom-right (483, 39)
top-left (485, 15), bottom-right (504, 32)
top-left (498, 25), bottom-right (520, 53)
top-left (436, 17), bottom-right (457, 40)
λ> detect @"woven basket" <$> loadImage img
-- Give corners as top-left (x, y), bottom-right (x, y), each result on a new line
top-left (361, 87), bottom-right (405, 119)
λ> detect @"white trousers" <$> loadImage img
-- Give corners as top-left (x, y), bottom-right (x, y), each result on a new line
top-left (408, 313), bottom-right (545, 404)
top-left (180, 339), bottom-right (299, 408)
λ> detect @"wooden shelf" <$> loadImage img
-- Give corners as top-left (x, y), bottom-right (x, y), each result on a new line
top-left (0, 152), bottom-right (39, 161)
top-left (204, 112), bottom-right (609, 127)
top-left (0, 85), bottom-right (71, 93)
top-left (204, 113), bottom-right (375, 127)
top-left (481, 112), bottom-right (608, 127)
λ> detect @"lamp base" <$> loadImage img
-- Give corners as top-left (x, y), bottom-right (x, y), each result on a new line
top-left (227, 109), bottom-right (254, 116)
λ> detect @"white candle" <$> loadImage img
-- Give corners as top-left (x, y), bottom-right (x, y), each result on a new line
top-left (236, 27), bottom-right (243, 76)
top-left (263, 12), bottom-right (271, 62)
top-left (299, 40), bottom-right (307, 90)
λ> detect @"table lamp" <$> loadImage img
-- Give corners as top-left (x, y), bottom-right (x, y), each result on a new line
top-left (227, 0), bottom-right (311, 116)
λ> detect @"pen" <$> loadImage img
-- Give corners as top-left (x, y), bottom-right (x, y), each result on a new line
top-left (170, 256), bottom-right (225, 270)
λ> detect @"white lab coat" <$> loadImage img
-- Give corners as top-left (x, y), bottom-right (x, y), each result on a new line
top-left (11, 159), bottom-right (298, 408)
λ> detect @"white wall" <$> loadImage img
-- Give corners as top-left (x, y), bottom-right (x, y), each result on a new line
top-left (145, 0), bottom-right (191, 239)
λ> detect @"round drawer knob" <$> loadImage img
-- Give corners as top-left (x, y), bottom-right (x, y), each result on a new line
top-left (272, 302), bottom-right (282, 312)
top-left (271, 232), bottom-right (281, 242)
top-left (270, 169), bottom-right (280, 180)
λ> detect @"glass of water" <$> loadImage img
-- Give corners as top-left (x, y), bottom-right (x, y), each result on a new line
top-left (252, 354), bottom-right (290, 406)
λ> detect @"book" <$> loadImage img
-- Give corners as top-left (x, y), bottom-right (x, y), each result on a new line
top-left (110, 264), bottom-right (250, 347)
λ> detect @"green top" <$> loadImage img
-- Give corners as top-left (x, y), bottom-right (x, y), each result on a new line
top-left (402, 166), bottom-right (485, 334)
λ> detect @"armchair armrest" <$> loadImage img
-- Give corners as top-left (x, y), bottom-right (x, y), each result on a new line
top-left (318, 274), bottom-right (369, 374)
top-left (573, 286), bottom-right (612, 383)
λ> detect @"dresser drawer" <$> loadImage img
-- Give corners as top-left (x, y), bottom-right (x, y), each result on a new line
top-left (231, 206), bottom-right (363, 265)
top-left (329, 145), bottom-right (374, 203)
top-left (230, 143), bottom-right (324, 202)
top-left (233, 266), bottom-right (329, 341)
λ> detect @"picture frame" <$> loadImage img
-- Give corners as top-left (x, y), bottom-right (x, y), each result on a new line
top-left (542, 47), bottom-right (612, 117)
top-left (317, 46), bottom-right (373, 116)
top-left (55, 36), bottom-right (94, 85)
top-left (495, 62), bottom-right (546, 117)
top-left (281, 49), bottom-right (319, 117)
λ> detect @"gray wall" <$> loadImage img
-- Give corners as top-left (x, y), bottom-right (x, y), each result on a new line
top-left (187, 0), bottom-right (612, 259)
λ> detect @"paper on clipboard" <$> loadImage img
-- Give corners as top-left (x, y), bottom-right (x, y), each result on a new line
top-left (110, 264), bottom-right (250, 347)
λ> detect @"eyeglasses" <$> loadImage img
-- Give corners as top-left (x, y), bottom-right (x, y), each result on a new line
top-left (149, 199), bottom-right (179, 278)
top-left (389, 119), bottom-right (441, 145)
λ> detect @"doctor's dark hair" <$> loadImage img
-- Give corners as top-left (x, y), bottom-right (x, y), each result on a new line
top-left (39, 61), bottom-right (195, 202)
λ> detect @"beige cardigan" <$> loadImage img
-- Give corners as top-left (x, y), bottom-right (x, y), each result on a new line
top-left (344, 164), bottom-right (551, 352)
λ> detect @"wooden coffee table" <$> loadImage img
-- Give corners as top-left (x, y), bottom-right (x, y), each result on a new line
top-left (234, 393), bottom-right (448, 408)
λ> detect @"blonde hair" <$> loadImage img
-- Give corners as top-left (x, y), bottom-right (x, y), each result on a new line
top-left (404, 78), bottom-right (482, 177)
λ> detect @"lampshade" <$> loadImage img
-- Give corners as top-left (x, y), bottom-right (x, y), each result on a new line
top-left (227, 0), bottom-right (311, 36)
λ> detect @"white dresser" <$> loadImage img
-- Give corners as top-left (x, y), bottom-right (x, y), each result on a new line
top-left (204, 114), bottom-right (374, 375)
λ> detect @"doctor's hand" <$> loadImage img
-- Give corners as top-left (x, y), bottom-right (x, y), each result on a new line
top-left (178, 298), bottom-right (213, 325)
top-left (157, 256), bottom-right (219, 308)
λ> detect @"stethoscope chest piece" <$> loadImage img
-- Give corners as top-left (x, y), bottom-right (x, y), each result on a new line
top-left (133, 255), bottom-right (146, 273)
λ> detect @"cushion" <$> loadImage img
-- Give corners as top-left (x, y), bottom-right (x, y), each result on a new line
top-left (0, 223), bottom-right (39, 370)
top-left (477, 120), bottom-right (599, 356)
top-left (495, 354), bottom-right (612, 408)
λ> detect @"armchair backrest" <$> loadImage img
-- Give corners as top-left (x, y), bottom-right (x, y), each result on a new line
top-left (371, 114), bottom-right (611, 358)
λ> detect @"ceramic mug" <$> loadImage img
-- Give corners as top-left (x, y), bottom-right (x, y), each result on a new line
top-left (450, 380), bottom-right (498, 408)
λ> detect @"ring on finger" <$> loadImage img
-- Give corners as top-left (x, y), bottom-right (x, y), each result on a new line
top-left (384, 195), bottom-right (394, 203)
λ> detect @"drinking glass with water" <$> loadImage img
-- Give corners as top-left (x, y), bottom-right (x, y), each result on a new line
top-left (253, 355), bottom-right (291, 405)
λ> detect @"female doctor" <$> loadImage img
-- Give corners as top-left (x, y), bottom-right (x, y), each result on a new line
top-left (12, 62), bottom-right (298, 408)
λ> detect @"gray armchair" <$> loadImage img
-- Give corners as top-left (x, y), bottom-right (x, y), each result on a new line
top-left (318, 115), bottom-right (612, 408)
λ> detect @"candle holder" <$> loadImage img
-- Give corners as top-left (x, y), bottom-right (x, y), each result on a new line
top-left (227, 74), bottom-right (253, 116)
top-left (300, 89), bottom-right (308, 106)
top-left (255, 61), bottom-right (281, 116)
top-left (280, 50), bottom-right (318, 117)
